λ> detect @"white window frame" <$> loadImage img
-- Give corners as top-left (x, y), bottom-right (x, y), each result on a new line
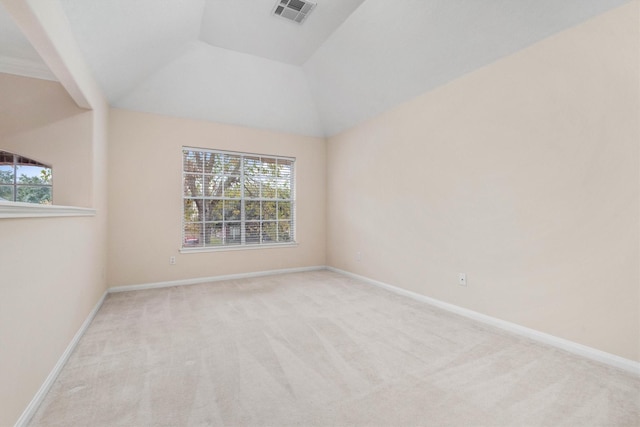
top-left (0, 150), bottom-right (53, 204)
top-left (181, 147), bottom-right (297, 252)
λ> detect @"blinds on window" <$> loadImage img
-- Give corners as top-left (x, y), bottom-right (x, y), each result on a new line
top-left (182, 147), bottom-right (295, 249)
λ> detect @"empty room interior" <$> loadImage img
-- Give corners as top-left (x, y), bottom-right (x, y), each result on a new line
top-left (0, 0), bottom-right (639, 425)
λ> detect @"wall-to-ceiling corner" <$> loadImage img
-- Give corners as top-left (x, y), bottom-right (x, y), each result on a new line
top-left (325, 1), bottom-right (639, 362)
top-left (304, 0), bottom-right (632, 137)
top-left (115, 41), bottom-right (325, 138)
top-left (0, 1), bottom-right (109, 425)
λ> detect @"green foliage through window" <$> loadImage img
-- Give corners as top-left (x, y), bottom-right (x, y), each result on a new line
top-left (183, 148), bottom-right (295, 248)
top-left (0, 150), bottom-right (52, 204)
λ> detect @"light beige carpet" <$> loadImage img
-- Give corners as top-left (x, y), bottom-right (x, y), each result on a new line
top-left (29, 270), bottom-right (639, 426)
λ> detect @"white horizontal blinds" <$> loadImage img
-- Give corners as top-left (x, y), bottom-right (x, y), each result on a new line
top-left (182, 148), bottom-right (295, 248)
top-left (243, 155), bottom-right (294, 245)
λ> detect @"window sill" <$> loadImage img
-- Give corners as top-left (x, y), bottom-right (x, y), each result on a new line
top-left (0, 201), bottom-right (96, 219)
top-left (180, 242), bottom-right (298, 253)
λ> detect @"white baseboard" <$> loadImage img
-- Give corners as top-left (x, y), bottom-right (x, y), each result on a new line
top-left (16, 265), bottom-right (639, 426)
top-left (14, 265), bottom-right (325, 426)
top-left (326, 266), bottom-right (640, 376)
top-left (14, 291), bottom-right (108, 427)
top-left (108, 265), bottom-right (326, 293)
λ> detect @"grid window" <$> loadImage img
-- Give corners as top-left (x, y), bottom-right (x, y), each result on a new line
top-left (182, 148), bottom-right (295, 249)
top-left (0, 150), bottom-right (52, 205)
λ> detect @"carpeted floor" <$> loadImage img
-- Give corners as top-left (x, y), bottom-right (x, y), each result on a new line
top-left (29, 270), bottom-right (639, 426)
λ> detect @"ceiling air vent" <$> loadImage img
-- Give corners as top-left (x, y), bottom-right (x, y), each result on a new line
top-left (273, 0), bottom-right (316, 24)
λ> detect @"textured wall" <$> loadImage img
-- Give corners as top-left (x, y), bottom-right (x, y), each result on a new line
top-left (326, 2), bottom-right (639, 361)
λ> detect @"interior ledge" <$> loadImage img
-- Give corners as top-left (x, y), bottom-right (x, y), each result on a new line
top-left (0, 201), bottom-right (96, 219)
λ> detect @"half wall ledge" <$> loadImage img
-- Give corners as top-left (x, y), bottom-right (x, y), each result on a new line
top-left (0, 201), bottom-right (96, 219)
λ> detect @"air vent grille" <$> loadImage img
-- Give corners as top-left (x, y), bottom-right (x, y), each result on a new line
top-left (273, 0), bottom-right (316, 24)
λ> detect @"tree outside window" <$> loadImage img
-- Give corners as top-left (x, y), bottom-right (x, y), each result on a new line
top-left (182, 148), bottom-right (295, 249)
top-left (0, 150), bottom-right (52, 204)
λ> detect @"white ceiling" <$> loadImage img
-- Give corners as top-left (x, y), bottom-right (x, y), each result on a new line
top-left (304, 0), bottom-right (633, 135)
top-left (200, 0), bottom-right (366, 65)
top-left (0, 1), bottom-right (56, 81)
top-left (2, 0), bottom-right (633, 137)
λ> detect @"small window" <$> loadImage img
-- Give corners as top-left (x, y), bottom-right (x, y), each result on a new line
top-left (0, 150), bottom-right (52, 204)
top-left (182, 147), bottom-right (295, 249)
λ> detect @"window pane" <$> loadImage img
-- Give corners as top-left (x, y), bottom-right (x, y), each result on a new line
top-left (0, 165), bottom-right (14, 184)
top-left (262, 178), bottom-right (276, 199)
top-left (223, 176), bottom-right (241, 198)
top-left (0, 185), bottom-right (13, 201)
top-left (16, 165), bottom-right (51, 185)
top-left (278, 202), bottom-right (291, 220)
top-left (244, 156), bottom-right (261, 177)
top-left (244, 176), bottom-right (260, 199)
top-left (183, 150), bottom-right (202, 173)
top-left (204, 223), bottom-right (223, 246)
top-left (16, 186), bottom-right (51, 204)
top-left (262, 221), bottom-right (277, 242)
top-left (183, 199), bottom-right (201, 222)
top-left (205, 200), bottom-right (223, 221)
top-left (262, 201), bottom-right (276, 220)
top-left (245, 222), bottom-right (260, 244)
top-left (278, 221), bottom-right (292, 242)
top-left (183, 223), bottom-right (202, 247)
top-left (276, 179), bottom-right (291, 199)
top-left (225, 223), bottom-right (241, 245)
top-left (224, 154), bottom-right (241, 174)
top-left (277, 160), bottom-right (292, 178)
top-left (204, 152), bottom-right (224, 175)
top-left (204, 175), bottom-right (224, 197)
top-left (245, 201), bottom-right (260, 221)
top-left (262, 158), bottom-right (277, 177)
top-left (224, 200), bottom-right (241, 221)
top-left (184, 173), bottom-right (203, 197)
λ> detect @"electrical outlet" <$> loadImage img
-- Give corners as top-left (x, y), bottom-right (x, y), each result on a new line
top-left (356, 251), bottom-right (362, 262)
top-left (169, 256), bottom-right (176, 265)
top-left (458, 273), bottom-right (467, 286)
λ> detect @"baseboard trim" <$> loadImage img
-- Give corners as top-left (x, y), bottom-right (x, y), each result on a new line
top-left (326, 266), bottom-right (640, 376)
top-left (15, 265), bottom-right (638, 426)
top-left (108, 265), bottom-right (326, 293)
top-left (14, 266), bottom-right (325, 426)
top-left (14, 291), bottom-right (108, 427)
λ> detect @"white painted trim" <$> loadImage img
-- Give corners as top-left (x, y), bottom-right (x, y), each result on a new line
top-left (326, 266), bottom-right (640, 376)
top-left (108, 265), bottom-right (325, 293)
top-left (13, 266), bottom-right (322, 425)
top-left (14, 291), bottom-right (108, 427)
top-left (180, 242), bottom-right (298, 254)
top-left (15, 265), bottom-right (638, 426)
top-left (0, 202), bottom-right (96, 219)
top-left (0, 55), bottom-right (57, 81)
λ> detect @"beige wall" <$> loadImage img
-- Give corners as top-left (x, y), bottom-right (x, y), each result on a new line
top-left (0, 77), bottom-right (109, 425)
top-left (0, 53), bottom-right (108, 427)
top-left (327, 2), bottom-right (639, 361)
top-left (108, 109), bottom-right (326, 287)
top-left (0, 73), bottom-right (93, 207)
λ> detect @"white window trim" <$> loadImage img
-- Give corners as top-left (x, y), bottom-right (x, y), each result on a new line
top-left (181, 147), bottom-right (296, 251)
top-left (0, 201), bottom-right (96, 219)
top-left (180, 242), bottom-right (298, 254)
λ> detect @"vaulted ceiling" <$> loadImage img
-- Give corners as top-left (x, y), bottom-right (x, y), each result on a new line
top-left (1, 0), bottom-right (631, 137)
top-left (0, 1), bottom-right (56, 81)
